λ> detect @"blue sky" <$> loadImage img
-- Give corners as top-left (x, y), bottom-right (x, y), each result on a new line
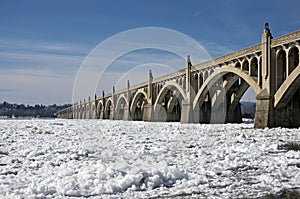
top-left (0, 0), bottom-right (299, 104)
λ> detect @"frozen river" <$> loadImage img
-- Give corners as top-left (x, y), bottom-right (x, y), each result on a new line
top-left (0, 119), bottom-right (300, 198)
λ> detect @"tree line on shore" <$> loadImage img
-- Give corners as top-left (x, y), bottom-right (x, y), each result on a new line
top-left (0, 101), bottom-right (256, 119)
top-left (0, 101), bottom-right (71, 118)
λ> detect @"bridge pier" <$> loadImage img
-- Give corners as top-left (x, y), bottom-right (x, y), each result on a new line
top-left (254, 89), bottom-right (274, 128)
top-left (110, 86), bottom-right (116, 120)
top-left (142, 70), bottom-right (155, 122)
top-left (143, 104), bottom-right (153, 121)
top-left (226, 104), bottom-right (242, 123)
top-left (123, 80), bottom-right (131, 121)
top-left (122, 107), bottom-right (130, 120)
top-left (254, 89), bottom-right (300, 128)
top-left (181, 55), bottom-right (196, 123)
top-left (254, 24), bottom-right (275, 128)
top-left (180, 100), bottom-right (194, 123)
top-left (99, 109), bottom-right (104, 119)
top-left (290, 92), bottom-right (300, 127)
top-left (272, 89), bottom-right (300, 127)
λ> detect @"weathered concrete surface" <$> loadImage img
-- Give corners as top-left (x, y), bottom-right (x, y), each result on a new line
top-left (57, 26), bottom-right (300, 128)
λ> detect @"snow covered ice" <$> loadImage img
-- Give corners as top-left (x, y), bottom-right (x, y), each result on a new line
top-left (0, 119), bottom-right (300, 198)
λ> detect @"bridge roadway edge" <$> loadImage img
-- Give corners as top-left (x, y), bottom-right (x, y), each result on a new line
top-left (57, 27), bottom-right (300, 128)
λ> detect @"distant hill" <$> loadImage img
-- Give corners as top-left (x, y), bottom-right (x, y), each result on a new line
top-left (0, 101), bottom-right (71, 118)
top-left (240, 101), bottom-right (256, 119)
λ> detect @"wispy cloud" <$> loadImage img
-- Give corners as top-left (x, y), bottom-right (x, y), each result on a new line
top-left (194, 9), bottom-right (205, 17)
top-left (0, 39), bottom-right (92, 80)
top-left (202, 40), bottom-right (241, 58)
top-left (0, 38), bottom-right (91, 104)
top-left (0, 28), bottom-right (215, 104)
top-left (0, 51), bottom-right (83, 75)
top-left (0, 88), bottom-right (15, 92)
top-left (0, 39), bottom-right (90, 55)
top-left (108, 49), bottom-right (186, 72)
top-left (0, 68), bottom-right (74, 105)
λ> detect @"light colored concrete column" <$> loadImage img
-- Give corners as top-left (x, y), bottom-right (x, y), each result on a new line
top-left (143, 70), bottom-right (154, 121)
top-left (181, 55), bottom-right (194, 123)
top-left (254, 24), bottom-right (275, 128)
top-left (83, 99), bottom-right (86, 119)
top-left (286, 52), bottom-right (290, 77)
top-left (257, 56), bottom-right (261, 87)
top-left (123, 80), bottom-right (131, 121)
top-left (110, 87), bottom-right (115, 120)
top-left (198, 73), bottom-right (201, 90)
top-left (254, 89), bottom-right (274, 128)
top-left (298, 46), bottom-right (300, 68)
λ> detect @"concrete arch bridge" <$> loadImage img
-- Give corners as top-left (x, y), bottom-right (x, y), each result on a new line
top-left (57, 26), bottom-right (300, 128)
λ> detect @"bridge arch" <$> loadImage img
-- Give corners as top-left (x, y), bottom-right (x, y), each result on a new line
top-left (155, 82), bottom-right (187, 105)
top-left (273, 63), bottom-right (300, 127)
top-left (193, 73), bottom-right (199, 93)
top-left (242, 59), bottom-right (249, 72)
top-left (96, 101), bottom-right (104, 119)
top-left (228, 80), bottom-right (250, 115)
top-left (235, 62), bottom-right (241, 69)
top-left (72, 105), bottom-right (78, 119)
top-left (85, 104), bottom-right (90, 119)
top-left (212, 74), bottom-right (252, 123)
top-left (198, 73), bottom-right (204, 88)
top-left (276, 49), bottom-right (287, 89)
top-left (212, 75), bottom-right (239, 108)
top-left (250, 57), bottom-right (258, 77)
top-left (288, 46), bottom-right (299, 75)
top-left (76, 105), bottom-right (81, 119)
top-left (203, 70), bottom-right (209, 81)
top-left (182, 76), bottom-right (186, 89)
top-left (274, 65), bottom-right (300, 107)
top-left (115, 94), bottom-right (129, 120)
top-left (193, 66), bottom-right (261, 110)
top-left (104, 98), bottom-right (113, 119)
top-left (130, 90), bottom-right (148, 121)
top-left (90, 102), bottom-right (96, 119)
top-left (193, 66), bottom-right (261, 123)
top-left (79, 104), bottom-right (85, 119)
top-left (154, 82), bottom-right (187, 122)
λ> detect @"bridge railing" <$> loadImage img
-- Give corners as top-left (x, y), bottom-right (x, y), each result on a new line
top-left (193, 43), bottom-right (262, 70)
top-left (57, 28), bottom-right (300, 124)
top-left (272, 30), bottom-right (300, 47)
top-left (56, 106), bottom-right (72, 117)
top-left (61, 44), bottom-right (264, 114)
top-left (114, 82), bottom-right (148, 96)
top-left (112, 69), bottom-right (187, 96)
top-left (152, 70), bottom-right (186, 84)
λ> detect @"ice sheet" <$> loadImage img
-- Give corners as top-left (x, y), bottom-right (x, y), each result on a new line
top-left (0, 119), bottom-right (299, 198)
